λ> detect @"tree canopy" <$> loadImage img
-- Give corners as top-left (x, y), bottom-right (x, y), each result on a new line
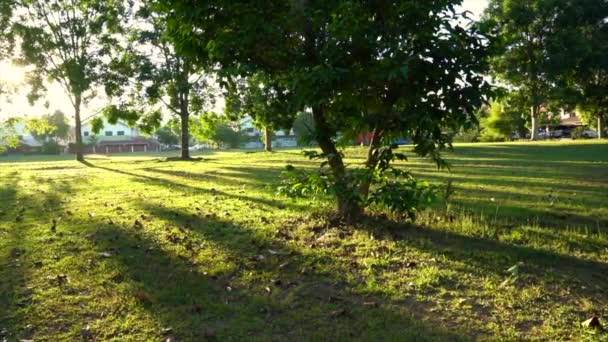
top-left (101, 2), bottom-right (218, 160)
top-left (160, 0), bottom-right (492, 217)
top-left (6, 0), bottom-right (132, 161)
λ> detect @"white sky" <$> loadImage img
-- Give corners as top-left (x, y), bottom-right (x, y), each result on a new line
top-left (0, 0), bottom-right (488, 122)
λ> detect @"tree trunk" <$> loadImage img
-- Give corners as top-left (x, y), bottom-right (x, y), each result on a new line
top-left (530, 106), bottom-right (539, 141)
top-left (359, 129), bottom-right (383, 199)
top-left (74, 95), bottom-right (84, 162)
top-left (180, 113), bottom-right (190, 160)
top-left (264, 126), bottom-right (272, 152)
top-left (598, 115), bottom-right (604, 139)
top-left (312, 105), bottom-right (362, 218)
top-left (300, 5), bottom-right (361, 218)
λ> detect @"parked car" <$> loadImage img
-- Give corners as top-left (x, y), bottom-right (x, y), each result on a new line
top-left (583, 129), bottom-right (598, 138)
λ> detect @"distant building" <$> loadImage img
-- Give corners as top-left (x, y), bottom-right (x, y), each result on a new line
top-left (77, 117), bottom-right (160, 154)
top-left (238, 115), bottom-right (298, 149)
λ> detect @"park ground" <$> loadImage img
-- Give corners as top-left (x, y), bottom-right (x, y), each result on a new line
top-left (1, 140), bottom-right (607, 341)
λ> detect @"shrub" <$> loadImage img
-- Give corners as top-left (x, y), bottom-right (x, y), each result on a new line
top-left (278, 147), bottom-right (439, 221)
top-left (41, 140), bottom-right (62, 154)
top-left (570, 126), bottom-right (587, 139)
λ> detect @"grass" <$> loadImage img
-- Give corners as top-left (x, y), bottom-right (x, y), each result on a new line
top-left (0, 140), bottom-right (607, 341)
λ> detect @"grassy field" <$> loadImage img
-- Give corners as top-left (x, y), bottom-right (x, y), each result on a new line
top-left (1, 140), bottom-right (607, 341)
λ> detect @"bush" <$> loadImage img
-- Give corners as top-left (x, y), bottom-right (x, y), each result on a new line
top-left (278, 147), bottom-right (439, 221)
top-left (452, 127), bottom-right (480, 143)
top-left (41, 140), bottom-right (62, 154)
top-left (570, 126), bottom-right (587, 139)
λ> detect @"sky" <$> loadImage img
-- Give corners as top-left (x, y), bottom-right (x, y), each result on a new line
top-left (0, 0), bottom-right (489, 122)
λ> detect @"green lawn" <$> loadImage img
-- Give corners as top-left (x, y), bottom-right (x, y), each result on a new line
top-left (1, 140), bottom-right (607, 341)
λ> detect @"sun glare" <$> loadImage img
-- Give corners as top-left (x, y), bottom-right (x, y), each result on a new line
top-left (0, 61), bottom-right (26, 85)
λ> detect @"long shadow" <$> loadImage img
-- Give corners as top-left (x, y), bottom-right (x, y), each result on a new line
top-left (0, 172), bottom-right (25, 334)
top-left (369, 218), bottom-right (608, 287)
top-left (88, 163), bottom-right (310, 212)
top-left (82, 203), bottom-right (470, 340)
top-left (0, 171), bottom-right (76, 340)
top-left (142, 167), bottom-right (268, 188)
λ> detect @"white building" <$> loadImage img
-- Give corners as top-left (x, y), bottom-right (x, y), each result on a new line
top-left (81, 117), bottom-right (140, 142)
top-left (79, 117), bottom-right (159, 154)
top-left (239, 115), bottom-right (298, 149)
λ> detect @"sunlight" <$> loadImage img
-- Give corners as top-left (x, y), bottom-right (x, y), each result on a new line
top-left (0, 61), bottom-right (26, 85)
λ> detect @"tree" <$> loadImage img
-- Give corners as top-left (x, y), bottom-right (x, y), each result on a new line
top-left (548, 1), bottom-right (608, 139)
top-left (29, 110), bottom-right (70, 143)
top-left (103, 3), bottom-right (217, 160)
top-left (161, 0), bottom-right (491, 218)
top-left (0, 118), bottom-right (19, 153)
top-left (224, 74), bottom-right (296, 152)
top-left (292, 111), bottom-right (316, 146)
top-left (485, 0), bottom-right (564, 140)
top-left (211, 123), bottom-right (244, 149)
top-left (7, 0), bottom-right (131, 161)
top-left (478, 90), bottom-right (533, 141)
top-left (155, 124), bottom-right (180, 147)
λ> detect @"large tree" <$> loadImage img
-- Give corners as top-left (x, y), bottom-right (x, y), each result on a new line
top-left (7, 0), bottom-right (131, 161)
top-left (485, 0), bottom-right (565, 140)
top-left (549, 0), bottom-right (608, 139)
top-left (161, 0), bottom-right (491, 218)
top-left (103, 3), bottom-right (217, 160)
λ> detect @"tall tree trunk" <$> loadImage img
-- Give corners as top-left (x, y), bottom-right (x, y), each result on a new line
top-left (180, 112), bottom-right (190, 160)
top-left (530, 106), bottom-right (539, 141)
top-left (264, 126), bottom-right (272, 152)
top-left (74, 95), bottom-right (84, 162)
top-left (300, 3), bottom-right (361, 218)
top-left (598, 115), bottom-right (604, 139)
top-left (312, 105), bottom-right (362, 218)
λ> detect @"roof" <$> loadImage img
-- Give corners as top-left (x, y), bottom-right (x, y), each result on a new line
top-left (560, 116), bottom-right (583, 126)
top-left (96, 138), bottom-right (159, 146)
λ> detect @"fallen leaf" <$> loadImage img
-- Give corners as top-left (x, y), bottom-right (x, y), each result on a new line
top-left (329, 308), bottom-right (347, 318)
top-left (582, 316), bottom-right (602, 329)
top-left (81, 325), bottom-right (92, 340)
top-left (267, 249), bottom-right (289, 255)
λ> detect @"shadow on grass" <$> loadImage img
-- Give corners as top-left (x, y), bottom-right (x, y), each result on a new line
top-left (357, 216), bottom-right (608, 288)
top-left (87, 163), bottom-right (310, 212)
top-left (82, 202), bottom-right (470, 340)
top-left (0, 172), bottom-right (77, 340)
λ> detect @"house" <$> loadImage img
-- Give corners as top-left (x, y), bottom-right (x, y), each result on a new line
top-left (238, 115), bottom-right (298, 149)
top-left (78, 117), bottom-right (160, 154)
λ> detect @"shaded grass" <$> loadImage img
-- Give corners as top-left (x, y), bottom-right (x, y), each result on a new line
top-left (0, 140), bottom-right (607, 340)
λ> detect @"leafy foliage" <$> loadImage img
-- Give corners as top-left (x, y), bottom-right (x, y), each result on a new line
top-left (478, 100), bottom-right (526, 142)
top-left (211, 123), bottom-right (246, 149)
top-left (279, 145), bottom-right (438, 221)
top-left (0, 118), bottom-right (20, 153)
top-left (7, 0), bottom-right (132, 160)
top-left (484, 0), bottom-right (565, 140)
top-left (161, 0), bottom-right (492, 217)
top-left (28, 110), bottom-right (70, 143)
top-left (155, 124), bottom-right (180, 146)
top-left (104, 2), bottom-right (218, 159)
top-left (292, 111), bottom-right (316, 146)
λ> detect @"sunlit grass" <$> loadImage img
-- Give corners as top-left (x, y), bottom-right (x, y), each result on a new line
top-left (1, 140), bottom-right (607, 340)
